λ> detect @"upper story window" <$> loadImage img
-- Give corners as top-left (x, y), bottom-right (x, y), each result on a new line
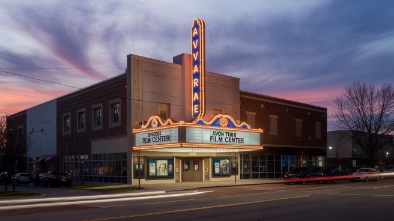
top-left (109, 98), bottom-right (121, 127)
top-left (246, 111), bottom-right (256, 128)
top-left (295, 119), bottom-right (303, 137)
top-left (62, 113), bottom-right (71, 135)
top-left (92, 104), bottom-right (103, 130)
top-left (213, 108), bottom-right (222, 116)
top-left (315, 122), bottom-right (322, 139)
top-left (269, 115), bottom-right (278, 135)
top-left (77, 109), bottom-right (85, 133)
top-left (8, 129), bottom-right (14, 142)
top-left (158, 102), bottom-right (170, 119)
top-left (112, 103), bottom-right (120, 122)
top-left (94, 108), bottom-right (102, 126)
top-left (17, 126), bottom-right (23, 143)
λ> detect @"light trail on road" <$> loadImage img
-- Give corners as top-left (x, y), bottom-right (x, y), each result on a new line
top-left (0, 191), bottom-right (165, 205)
top-left (0, 191), bottom-right (207, 211)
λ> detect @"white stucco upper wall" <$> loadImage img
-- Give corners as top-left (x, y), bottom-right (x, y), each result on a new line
top-left (129, 55), bottom-right (183, 126)
top-left (205, 71), bottom-right (240, 122)
top-left (128, 54), bottom-right (241, 125)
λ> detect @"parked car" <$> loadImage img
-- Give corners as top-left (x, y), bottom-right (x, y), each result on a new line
top-left (352, 168), bottom-right (380, 181)
top-left (380, 165), bottom-right (394, 172)
top-left (284, 167), bottom-right (324, 178)
top-left (12, 173), bottom-right (32, 185)
top-left (41, 171), bottom-right (73, 187)
top-left (0, 171), bottom-right (11, 185)
top-left (323, 165), bottom-right (352, 176)
top-left (379, 165), bottom-right (394, 179)
top-left (32, 172), bottom-right (47, 186)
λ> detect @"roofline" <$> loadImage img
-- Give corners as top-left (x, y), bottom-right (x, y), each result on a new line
top-left (241, 90), bottom-right (327, 113)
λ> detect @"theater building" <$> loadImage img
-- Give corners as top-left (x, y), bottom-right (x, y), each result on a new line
top-left (6, 18), bottom-right (327, 184)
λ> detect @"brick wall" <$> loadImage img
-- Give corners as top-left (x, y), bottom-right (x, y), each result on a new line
top-left (57, 74), bottom-right (127, 155)
top-left (240, 91), bottom-right (327, 151)
top-left (5, 110), bottom-right (27, 172)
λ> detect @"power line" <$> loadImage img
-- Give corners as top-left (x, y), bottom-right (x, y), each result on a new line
top-left (0, 69), bottom-right (82, 89)
top-left (1, 68), bottom-right (124, 70)
top-left (0, 69), bottom-right (185, 107)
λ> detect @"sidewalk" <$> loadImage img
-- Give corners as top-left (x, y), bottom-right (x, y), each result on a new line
top-left (0, 178), bottom-right (284, 198)
top-left (88, 178), bottom-right (284, 192)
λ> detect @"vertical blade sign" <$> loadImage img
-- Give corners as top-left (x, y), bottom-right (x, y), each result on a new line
top-left (191, 18), bottom-right (205, 120)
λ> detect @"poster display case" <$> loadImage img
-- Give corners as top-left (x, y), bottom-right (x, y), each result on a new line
top-left (148, 158), bottom-right (174, 178)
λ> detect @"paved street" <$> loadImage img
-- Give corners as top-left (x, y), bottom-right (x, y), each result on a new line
top-left (1, 178), bottom-right (394, 220)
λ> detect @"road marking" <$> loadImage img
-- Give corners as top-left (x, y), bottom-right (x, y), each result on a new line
top-left (326, 192), bottom-right (394, 197)
top-left (373, 185), bottom-right (394, 189)
top-left (84, 195), bottom-right (310, 221)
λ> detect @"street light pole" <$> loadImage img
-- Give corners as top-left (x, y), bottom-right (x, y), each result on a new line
top-left (234, 151), bottom-right (237, 184)
top-left (138, 147), bottom-right (140, 188)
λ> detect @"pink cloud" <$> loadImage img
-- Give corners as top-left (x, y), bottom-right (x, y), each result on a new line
top-left (0, 82), bottom-right (71, 115)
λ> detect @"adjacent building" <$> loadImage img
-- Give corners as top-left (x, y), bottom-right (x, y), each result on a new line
top-left (327, 130), bottom-right (394, 169)
top-left (239, 91), bottom-right (327, 178)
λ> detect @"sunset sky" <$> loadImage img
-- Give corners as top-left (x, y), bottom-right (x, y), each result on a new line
top-left (1, 0), bottom-right (393, 130)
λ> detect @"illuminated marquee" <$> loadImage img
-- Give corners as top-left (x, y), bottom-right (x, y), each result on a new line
top-left (135, 128), bottom-right (179, 146)
top-left (185, 127), bottom-right (261, 146)
top-left (191, 18), bottom-right (205, 120)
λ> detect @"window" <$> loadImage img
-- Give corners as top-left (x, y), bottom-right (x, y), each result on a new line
top-left (63, 113), bottom-right (71, 135)
top-left (295, 119), bottom-right (303, 137)
top-left (17, 126), bottom-right (23, 143)
top-left (77, 109), bottom-right (85, 132)
top-left (8, 129), bottom-right (14, 142)
top-left (158, 103), bottom-right (170, 119)
top-left (94, 108), bottom-right (102, 126)
top-left (112, 103), bottom-right (120, 122)
top-left (213, 108), bottom-right (222, 116)
top-left (92, 104), bottom-right (103, 130)
top-left (315, 122), bottom-right (321, 139)
top-left (269, 115), bottom-right (278, 135)
top-left (246, 111), bottom-right (256, 128)
top-left (109, 99), bottom-right (121, 127)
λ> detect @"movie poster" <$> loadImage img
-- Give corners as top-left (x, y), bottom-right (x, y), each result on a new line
top-left (213, 158), bottom-right (230, 176)
top-left (149, 162), bottom-right (156, 176)
top-left (156, 160), bottom-right (168, 176)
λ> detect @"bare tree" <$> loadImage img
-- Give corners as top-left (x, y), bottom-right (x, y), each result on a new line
top-left (0, 115), bottom-right (6, 170)
top-left (333, 82), bottom-right (394, 167)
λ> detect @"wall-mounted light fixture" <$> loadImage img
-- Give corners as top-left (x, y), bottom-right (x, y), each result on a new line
top-left (30, 128), bottom-right (43, 134)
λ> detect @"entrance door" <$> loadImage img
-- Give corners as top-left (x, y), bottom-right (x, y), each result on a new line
top-left (182, 158), bottom-right (202, 181)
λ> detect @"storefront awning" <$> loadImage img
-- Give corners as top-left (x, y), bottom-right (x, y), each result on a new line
top-left (45, 156), bottom-right (54, 161)
top-left (36, 156), bottom-right (46, 162)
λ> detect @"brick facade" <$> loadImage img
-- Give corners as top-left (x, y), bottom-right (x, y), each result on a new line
top-left (57, 74), bottom-right (128, 156)
top-left (240, 91), bottom-right (327, 156)
top-left (5, 110), bottom-right (27, 173)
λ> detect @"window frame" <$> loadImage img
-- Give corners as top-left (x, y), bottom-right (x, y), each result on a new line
top-left (92, 103), bottom-right (103, 130)
top-left (77, 108), bottom-right (86, 133)
top-left (246, 111), bottom-right (256, 129)
top-left (269, 115), bottom-right (278, 135)
top-left (62, 112), bottom-right (71, 135)
top-left (158, 102), bottom-right (170, 120)
top-left (315, 122), bottom-right (322, 139)
top-left (295, 119), bottom-right (303, 137)
top-left (109, 98), bottom-right (121, 128)
top-left (213, 108), bottom-right (222, 116)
